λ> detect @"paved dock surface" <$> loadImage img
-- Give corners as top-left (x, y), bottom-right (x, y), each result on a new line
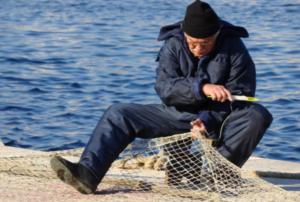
top-left (1, 140), bottom-right (299, 201)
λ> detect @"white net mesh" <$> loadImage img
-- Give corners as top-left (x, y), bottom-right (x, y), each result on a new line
top-left (1, 132), bottom-right (300, 202)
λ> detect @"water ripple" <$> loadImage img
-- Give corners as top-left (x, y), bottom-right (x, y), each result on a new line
top-left (28, 88), bottom-right (49, 93)
top-left (1, 106), bottom-right (33, 112)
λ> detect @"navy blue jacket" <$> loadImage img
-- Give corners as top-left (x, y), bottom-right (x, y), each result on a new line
top-left (155, 20), bottom-right (256, 132)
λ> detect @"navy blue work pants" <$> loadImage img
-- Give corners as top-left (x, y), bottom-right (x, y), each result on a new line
top-left (79, 103), bottom-right (272, 182)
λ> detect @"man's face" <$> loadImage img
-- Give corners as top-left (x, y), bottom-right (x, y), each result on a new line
top-left (185, 33), bottom-right (217, 58)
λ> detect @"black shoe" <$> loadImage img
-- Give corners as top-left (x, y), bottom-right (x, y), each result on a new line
top-left (183, 153), bottom-right (202, 184)
top-left (211, 165), bottom-right (242, 190)
top-left (165, 154), bottom-right (184, 186)
top-left (165, 153), bottom-right (202, 186)
top-left (50, 156), bottom-right (99, 194)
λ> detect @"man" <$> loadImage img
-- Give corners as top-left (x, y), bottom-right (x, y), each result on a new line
top-left (50, 0), bottom-right (273, 194)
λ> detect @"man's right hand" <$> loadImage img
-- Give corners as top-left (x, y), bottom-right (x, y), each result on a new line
top-left (202, 84), bottom-right (234, 102)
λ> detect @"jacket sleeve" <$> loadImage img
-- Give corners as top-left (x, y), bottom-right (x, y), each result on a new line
top-left (154, 38), bottom-right (208, 106)
top-left (226, 37), bottom-right (256, 97)
top-left (197, 37), bottom-right (256, 132)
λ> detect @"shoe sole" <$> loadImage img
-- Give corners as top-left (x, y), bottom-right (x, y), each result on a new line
top-left (50, 156), bottom-right (94, 194)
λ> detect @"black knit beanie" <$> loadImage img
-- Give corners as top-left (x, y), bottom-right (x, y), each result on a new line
top-left (182, 1), bottom-right (220, 38)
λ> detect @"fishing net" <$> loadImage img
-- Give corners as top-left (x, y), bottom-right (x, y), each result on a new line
top-left (0, 132), bottom-right (300, 202)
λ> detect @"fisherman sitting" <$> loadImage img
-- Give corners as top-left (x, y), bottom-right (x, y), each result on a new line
top-left (51, 0), bottom-right (273, 194)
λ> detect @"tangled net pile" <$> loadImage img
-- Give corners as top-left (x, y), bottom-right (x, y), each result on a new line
top-left (1, 132), bottom-right (300, 202)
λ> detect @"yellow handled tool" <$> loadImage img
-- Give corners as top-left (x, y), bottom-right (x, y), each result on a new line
top-left (207, 95), bottom-right (259, 102)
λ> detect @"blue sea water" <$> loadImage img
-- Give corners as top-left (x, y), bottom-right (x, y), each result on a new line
top-left (0, 0), bottom-right (299, 163)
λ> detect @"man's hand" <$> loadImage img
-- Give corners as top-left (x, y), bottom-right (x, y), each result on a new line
top-left (202, 84), bottom-right (234, 102)
top-left (190, 119), bottom-right (206, 139)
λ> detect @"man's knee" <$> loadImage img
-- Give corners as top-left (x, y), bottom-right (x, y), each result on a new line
top-left (218, 104), bottom-right (273, 167)
top-left (247, 104), bottom-right (273, 129)
top-left (104, 103), bottom-right (133, 119)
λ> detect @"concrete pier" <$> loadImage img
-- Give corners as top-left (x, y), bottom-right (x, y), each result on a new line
top-left (0, 139), bottom-right (299, 201)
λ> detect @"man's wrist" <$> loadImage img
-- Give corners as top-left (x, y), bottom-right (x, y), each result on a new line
top-left (193, 78), bottom-right (209, 100)
top-left (201, 83), bottom-right (211, 95)
top-left (196, 111), bottom-right (216, 133)
top-left (199, 80), bottom-right (209, 95)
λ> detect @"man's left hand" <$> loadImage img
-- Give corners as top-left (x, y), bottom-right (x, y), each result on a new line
top-left (190, 118), bottom-right (207, 139)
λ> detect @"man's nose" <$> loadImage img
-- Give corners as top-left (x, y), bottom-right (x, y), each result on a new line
top-left (195, 43), bottom-right (204, 51)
